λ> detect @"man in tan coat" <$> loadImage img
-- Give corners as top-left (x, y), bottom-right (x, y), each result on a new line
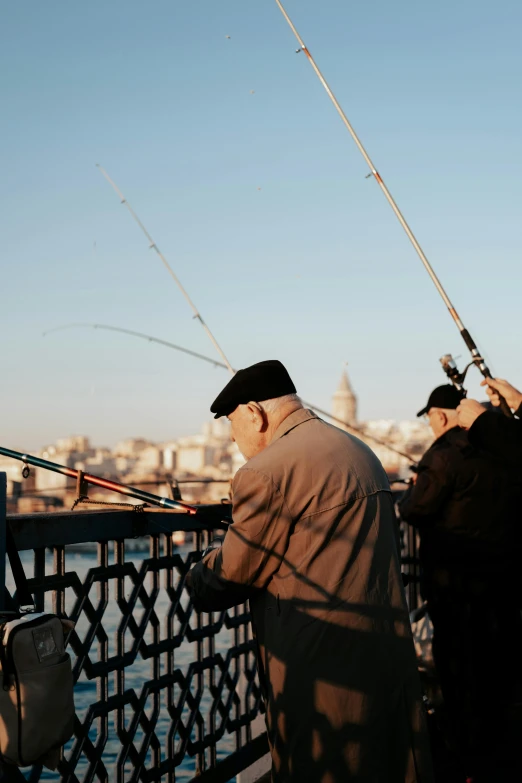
top-left (189, 360), bottom-right (432, 783)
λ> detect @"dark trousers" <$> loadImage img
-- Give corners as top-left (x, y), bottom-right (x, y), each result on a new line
top-left (426, 581), bottom-right (522, 780)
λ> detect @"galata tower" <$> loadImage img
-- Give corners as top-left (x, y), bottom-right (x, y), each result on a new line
top-left (332, 365), bottom-right (357, 430)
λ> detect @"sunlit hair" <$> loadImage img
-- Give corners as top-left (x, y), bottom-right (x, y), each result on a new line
top-left (257, 393), bottom-right (301, 414)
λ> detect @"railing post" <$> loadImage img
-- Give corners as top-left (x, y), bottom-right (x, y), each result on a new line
top-left (0, 473), bottom-right (6, 612)
top-left (0, 474), bottom-right (27, 781)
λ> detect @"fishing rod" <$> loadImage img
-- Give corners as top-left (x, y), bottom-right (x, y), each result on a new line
top-left (45, 322), bottom-right (416, 462)
top-left (274, 0), bottom-right (513, 418)
top-left (0, 447), bottom-right (198, 515)
top-left (96, 164), bottom-right (234, 374)
top-left (43, 323), bottom-right (226, 370)
top-left (7, 476), bottom-right (232, 501)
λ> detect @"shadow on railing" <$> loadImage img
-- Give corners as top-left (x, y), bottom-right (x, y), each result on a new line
top-left (0, 471), bottom-right (267, 783)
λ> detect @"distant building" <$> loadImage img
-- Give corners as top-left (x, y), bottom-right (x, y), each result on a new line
top-left (55, 435), bottom-right (92, 454)
top-left (201, 419), bottom-right (231, 441)
top-left (37, 445), bottom-right (79, 492)
top-left (162, 442), bottom-right (178, 472)
top-left (229, 443), bottom-right (246, 474)
top-left (113, 438), bottom-right (152, 458)
top-left (332, 366), bottom-right (358, 430)
top-left (76, 448), bottom-right (119, 476)
top-left (176, 435), bottom-right (217, 476)
top-left (135, 446), bottom-right (164, 474)
top-left (331, 366), bottom-right (432, 478)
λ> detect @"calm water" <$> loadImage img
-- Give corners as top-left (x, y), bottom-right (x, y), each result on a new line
top-left (6, 547), bottom-right (248, 782)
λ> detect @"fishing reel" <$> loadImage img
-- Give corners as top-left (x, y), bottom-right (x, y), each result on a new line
top-left (439, 353), bottom-right (473, 395)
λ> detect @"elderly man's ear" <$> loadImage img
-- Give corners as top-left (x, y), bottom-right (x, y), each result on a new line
top-left (246, 402), bottom-right (268, 432)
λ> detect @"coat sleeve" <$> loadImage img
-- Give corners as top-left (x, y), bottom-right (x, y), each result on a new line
top-left (188, 467), bottom-right (293, 611)
top-left (398, 448), bottom-right (454, 528)
top-left (468, 409), bottom-right (522, 465)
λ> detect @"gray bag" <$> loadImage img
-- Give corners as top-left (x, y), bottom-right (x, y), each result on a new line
top-left (0, 528), bottom-right (75, 769)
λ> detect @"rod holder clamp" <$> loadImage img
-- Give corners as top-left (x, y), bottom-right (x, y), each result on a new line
top-left (75, 470), bottom-right (89, 500)
top-left (170, 480), bottom-right (182, 501)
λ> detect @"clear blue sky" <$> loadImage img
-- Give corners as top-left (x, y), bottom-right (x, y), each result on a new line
top-left (1, 0), bottom-right (521, 450)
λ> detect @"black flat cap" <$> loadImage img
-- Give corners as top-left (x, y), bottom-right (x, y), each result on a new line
top-left (417, 385), bottom-right (465, 417)
top-left (211, 360), bottom-right (296, 419)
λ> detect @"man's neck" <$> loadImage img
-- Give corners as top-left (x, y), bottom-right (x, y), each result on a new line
top-left (436, 422), bottom-right (460, 440)
top-left (266, 403), bottom-right (304, 445)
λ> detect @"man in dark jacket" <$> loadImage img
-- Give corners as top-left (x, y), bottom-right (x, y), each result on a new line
top-left (399, 385), bottom-right (522, 781)
top-left (457, 377), bottom-right (522, 464)
top-left (188, 360), bottom-right (433, 783)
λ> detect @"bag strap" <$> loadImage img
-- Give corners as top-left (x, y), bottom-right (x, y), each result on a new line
top-left (5, 525), bottom-right (34, 610)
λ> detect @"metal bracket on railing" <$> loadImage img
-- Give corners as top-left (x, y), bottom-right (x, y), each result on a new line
top-left (71, 470), bottom-right (89, 511)
top-left (169, 479), bottom-right (182, 501)
top-left (75, 470), bottom-right (88, 498)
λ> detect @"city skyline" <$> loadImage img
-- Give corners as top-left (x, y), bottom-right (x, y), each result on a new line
top-left (1, 367), bottom-right (433, 511)
top-left (2, 364), bottom-right (436, 455)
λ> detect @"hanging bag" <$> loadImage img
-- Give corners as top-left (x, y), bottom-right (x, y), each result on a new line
top-left (0, 525), bottom-right (75, 769)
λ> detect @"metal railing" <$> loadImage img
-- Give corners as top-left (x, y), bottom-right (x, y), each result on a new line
top-left (0, 473), bottom-right (267, 783)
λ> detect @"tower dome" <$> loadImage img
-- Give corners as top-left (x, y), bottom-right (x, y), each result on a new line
top-left (332, 365), bottom-right (357, 430)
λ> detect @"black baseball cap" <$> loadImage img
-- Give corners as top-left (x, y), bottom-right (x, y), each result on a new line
top-left (417, 385), bottom-right (465, 418)
top-left (210, 360), bottom-right (297, 419)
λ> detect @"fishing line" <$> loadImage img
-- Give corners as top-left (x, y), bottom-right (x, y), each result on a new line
top-left (96, 165), bottom-right (234, 374)
top-left (45, 323), bottom-right (416, 462)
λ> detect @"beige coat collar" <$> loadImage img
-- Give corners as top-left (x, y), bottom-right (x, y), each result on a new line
top-left (271, 408), bottom-right (318, 444)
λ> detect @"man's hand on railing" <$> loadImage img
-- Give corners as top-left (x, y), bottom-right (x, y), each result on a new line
top-left (202, 535), bottom-right (225, 559)
top-left (185, 535), bottom-right (225, 591)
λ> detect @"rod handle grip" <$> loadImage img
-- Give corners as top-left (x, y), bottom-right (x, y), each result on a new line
top-left (481, 369), bottom-right (514, 419)
top-left (483, 377), bottom-right (514, 418)
top-left (497, 394), bottom-right (514, 419)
